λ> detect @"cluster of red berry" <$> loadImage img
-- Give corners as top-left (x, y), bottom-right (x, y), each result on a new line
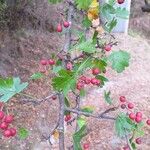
top-left (119, 96), bottom-right (150, 125)
top-left (39, 59), bottom-right (55, 73)
top-left (57, 21), bottom-right (70, 32)
top-left (0, 103), bottom-right (16, 138)
top-left (119, 96), bottom-right (150, 149)
top-left (76, 68), bottom-right (101, 91)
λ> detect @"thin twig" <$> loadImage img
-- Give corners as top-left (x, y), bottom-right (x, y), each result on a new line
top-left (65, 107), bottom-right (117, 120)
top-left (20, 93), bottom-right (58, 106)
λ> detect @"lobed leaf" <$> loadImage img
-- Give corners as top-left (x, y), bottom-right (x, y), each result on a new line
top-left (108, 50), bottom-right (130, 73)
top-left (0, 77), bottom-right (28, 102)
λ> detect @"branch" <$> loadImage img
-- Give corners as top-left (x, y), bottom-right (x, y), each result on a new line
top-left (65, 107), bottom-right (117, 120)
top-left (20, 93), bottom-right (58, 106)
top-left (58, 2), bottom-right (74, 150)
top-left (63, 2), bottom-right (74, 52)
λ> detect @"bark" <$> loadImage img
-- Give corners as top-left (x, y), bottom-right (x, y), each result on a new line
top-left (58, 2), bottom-right (74, 150)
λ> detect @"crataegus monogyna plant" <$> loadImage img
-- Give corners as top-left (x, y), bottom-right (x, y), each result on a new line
top-left (0, 0), bottom-right (150, 150)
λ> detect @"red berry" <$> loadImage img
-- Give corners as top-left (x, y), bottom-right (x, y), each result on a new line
top-left (92, 68), bottom-right (100, 75)
top-left (136, 112), bottom-right (142, 118)
top-left (121, 104), bottom-right (126, 109)
top-left (66, 62), bottom-right (73, 70)
top-left (123, 146), bottom-right (129, 150)
top-left (0, 111), bottom-right (4, 120)
top-left (128, 103), bottom-right (134, 109)
top-left (91, 78), bottom-right (98, 85)
top-left (104, 44), bottom-right (112, 51)
top-left (63, 21), bottom-right (70, 28)
top-left (40, 59), bottom-right (47, 65)
top-left (146, 119), bottom-right (150, 125)
top-left (65, 114), bottom-right (71, 122)
top-left (4, 115), bottom-right (14, 123)
top-left (85, 78), bottom-right (91, 84)
top-left (117, 0), bottom-right (125, 4)
top-left (129, 113), bottom-right (135, 120)
top-left (119, 96), bottom-right (126, 103)
top-left (10, 128), bottom-right (17, 136)
top-left (52, 95), bottom-right (57, 100)
top-left (49, 59), bottom-right (55, 65)
top-left (57, 24), bottom-right (62, 32)
top-left (0, 122), bottom-right (8, 130)
top-left (83, 143), bottom-right (90, 149)
top-left (95, 79), bottom-right (100, 86)
top-left (135, 116), bottom-right (142, 123)
top-left (135, 138), bottom-right (142, 144)
top-left (76, 82), bottom-right (84, 90)
top-left (80, 76), bottom-right (86, 82)
top-left (3, 129), bottom-right (12, 138)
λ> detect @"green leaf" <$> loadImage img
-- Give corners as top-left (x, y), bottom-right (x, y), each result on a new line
top-left (18, 128), bottom-right (29, 139)
top-left (52, 70), bottom-right (76, 96)
top-left (80, 89), bottom-right (86, 97)
top-left (71, 40), bottom-right (97, 54)
top-left (77, 117), bottom-right (86, 129)
top-left (64, 97), bottom-right (70, 107)
top-left (82, 16), bottom-right (92, 28)
top-left (115, 7), bottom-right (129, 19)
top-left (101, 3), bottom-right (116, 21)
top-left (131, 142), bottom-right (137, 150)
top-left (81, 106), bottom-right (94, 113)
top-left (73, 125), bottom-right (87, 150)
top-left (0, 77), bottom-right (28, 102)
top-left (30, 72), bottom-right (44, 80)
top-left (76, 58), bottom-right (93, 74)
top-left (75, 0), bottom-right (92, 10)
top-left (48, 0), bottom-right (62, 4)
top-left (108, 0), bottom-right (116, 6)
top-left (96, 75), bottom-right (108, 86)
top-left (115, 113), bottom-right (134, 137)
top-left (52, 66), bottom-right (63, 74)
top-left (64, 97), bottom-right (71, 115)
top-left (104, 91), bottom-right (112, 105)
top-left (105, 18), bottom-right (117, 33)
top-left (92, 30), bottom-right (98, 45)
top-left (134, 130), bottom-right (145, 137)
top-left (108, 50), bottom-right (130, 73)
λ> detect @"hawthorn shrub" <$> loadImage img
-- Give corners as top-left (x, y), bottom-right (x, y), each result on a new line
top-left (0, 0), bottom-right (150, 150)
